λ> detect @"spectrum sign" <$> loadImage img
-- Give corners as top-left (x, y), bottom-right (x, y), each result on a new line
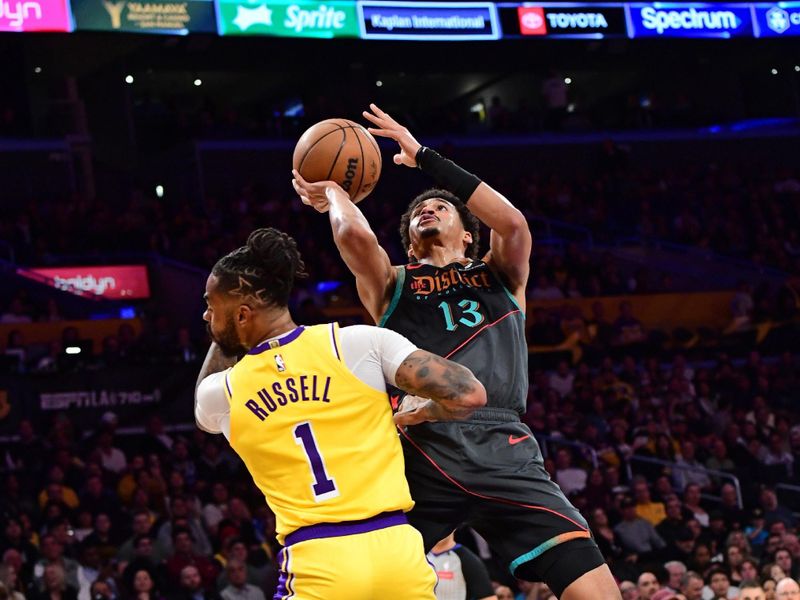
top-left (0, 0), bottom-right (72, 31)
top-left (19, 265), bottom-right (151, 299)
top-left (626, 3), bottom-right (754, 38)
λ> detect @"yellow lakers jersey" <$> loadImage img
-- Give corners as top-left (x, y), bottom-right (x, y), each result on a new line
top-left (225, 323), bottom-right (413, 543)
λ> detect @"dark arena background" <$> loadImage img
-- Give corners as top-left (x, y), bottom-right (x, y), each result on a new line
top-left (1, 1), bottom-right (799, 599)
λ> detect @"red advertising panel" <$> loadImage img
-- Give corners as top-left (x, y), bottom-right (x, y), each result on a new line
top-left (0, 0), bottom-right (72, 31)
top-left (517, 6), bottom-right (546, 34)
top-left (20, 265), bottom-right (150, 299)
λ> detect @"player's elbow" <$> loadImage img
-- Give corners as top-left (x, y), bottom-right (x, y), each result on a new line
top-left (462, 378), bottom-right (487, 413)
top-left (505, 208), bottom-right (529, 235)
top-left (334, 221), bottom-right (378, 252)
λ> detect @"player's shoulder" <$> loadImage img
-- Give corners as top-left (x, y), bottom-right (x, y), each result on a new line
top-left (340, 324), bottom-right (414, 348)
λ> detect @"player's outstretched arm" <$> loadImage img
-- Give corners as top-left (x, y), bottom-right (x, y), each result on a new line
top-left (363, 103), bottom-right (531, 306)
top-left (393, 350), bottom-right (486, 426)
top-left (292, 170), bottom-right (395, 323)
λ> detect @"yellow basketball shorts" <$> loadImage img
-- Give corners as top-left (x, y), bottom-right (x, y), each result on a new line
top-left (274, 511), bottom-right (436, 600)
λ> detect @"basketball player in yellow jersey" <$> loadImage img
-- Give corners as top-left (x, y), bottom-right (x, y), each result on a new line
top-left (194, 228), bottom-right (486, 600)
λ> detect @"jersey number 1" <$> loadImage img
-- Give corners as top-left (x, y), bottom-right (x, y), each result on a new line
top-left (438, 299), bottom-right (484, 332)
top-left (294, 422), bottom-right (340, 502)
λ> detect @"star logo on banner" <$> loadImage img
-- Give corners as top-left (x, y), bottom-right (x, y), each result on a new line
top-left (232, 3), bottom-right (272, 31)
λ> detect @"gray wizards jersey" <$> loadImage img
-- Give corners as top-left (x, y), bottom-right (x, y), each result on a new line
top-left (380, 260), bottom-right (528, 415)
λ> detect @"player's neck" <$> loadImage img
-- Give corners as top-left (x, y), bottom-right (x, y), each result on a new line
top-left (248, 309), bottom-right (298, 349)
top-left (412, 243), bottom-right (468, 268)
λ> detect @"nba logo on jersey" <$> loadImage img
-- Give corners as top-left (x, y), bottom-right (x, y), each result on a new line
top-left (275, 354), bottom-right (286, 372)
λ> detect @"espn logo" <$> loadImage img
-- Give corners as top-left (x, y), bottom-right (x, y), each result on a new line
top-left (518, 6), bottom-right (547, 35)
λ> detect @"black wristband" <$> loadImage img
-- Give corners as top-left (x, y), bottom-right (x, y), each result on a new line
top-left (415, 146), bottom-right (481, 204)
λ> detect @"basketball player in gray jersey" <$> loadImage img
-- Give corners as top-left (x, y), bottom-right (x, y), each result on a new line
top-left (293, 103), bottom-right (620, 600)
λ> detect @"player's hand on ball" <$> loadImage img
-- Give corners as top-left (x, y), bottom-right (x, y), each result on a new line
top-left (292, 170), bottom-right (345, 214)
top-left (393, 395), bottom-right (435, 427)
top-left (362, 103), bottom-right (422, 169)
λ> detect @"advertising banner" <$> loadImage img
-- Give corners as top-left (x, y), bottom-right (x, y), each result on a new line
top-left (216, 0), bottom-right (359, 37)
top-left (753, 2), bottom-right (800, 37)
top-left (498, 3), bottom-right (627, 38)
top-left (626, 3), bottom-right (754, 38)
top-left (0, 0), bottom-right (71, 31)
top-left (71, 0), bottom-right (215, 34)
top-left (0, 365), bottom-right (196, 433)
top-left (359, 1), bottom-right (499, 40)
top-left (19, 265), bottom-right (151, 300)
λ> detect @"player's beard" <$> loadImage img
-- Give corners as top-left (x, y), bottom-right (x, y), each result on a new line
top-left (207, 317), bottom-right (245, 358)
top-left (419, 226), bottom-right (440, 239)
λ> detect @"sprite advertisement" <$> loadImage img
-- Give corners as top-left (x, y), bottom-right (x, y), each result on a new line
top-left (216, 0), bottom-right (359, 37)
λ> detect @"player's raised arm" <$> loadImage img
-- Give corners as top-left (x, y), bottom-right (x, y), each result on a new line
top-left (292, 171), bottom-right (395, 323)
top-left (392, 350), bottom-right (487, 426)
top-left (363, 103), bottom-right (532, 306)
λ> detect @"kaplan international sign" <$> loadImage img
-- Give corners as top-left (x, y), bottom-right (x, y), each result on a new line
top-left (216, 0), bottom-right (359, 37)
top-left (71, 0), bottom-right (216, 33)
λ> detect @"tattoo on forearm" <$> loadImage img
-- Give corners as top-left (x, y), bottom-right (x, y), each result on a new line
top-left (396, 352), bottom-right (478, 419)
top-left (196, 343), bottom-right (237, 394)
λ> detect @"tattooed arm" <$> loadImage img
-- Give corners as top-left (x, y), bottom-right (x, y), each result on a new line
top-left (393, 350), bottom-right (486, 426)
top-left (195, 342), bottom-right (237, 433)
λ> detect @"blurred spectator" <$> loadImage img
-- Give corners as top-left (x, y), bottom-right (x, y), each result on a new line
top-left (164, 530), bottom-right (217, 592)
top-left (1, 299), bottom-right (32, 324)
top-left (614, 497), bottom-right (666, 557)
top-left (169, 566), bottom-right (219, 600)
top-left (126, 568), bottom-right (163, 600)
top-left (637, 572), bottom-right (660, 600)
top-left (30, 563), bottom-right (78, 600)
top-left (0, 563), bottom-right (25, 600)
top-left (218, 561), bottom-right (263, 600)
top-left (759, 488), bottom-right (796, 530)
top-left (702, 566), bottom-right (738, 600)
top-left (633, 479), bottom-right (666, 526)
top-left (554, 449), bottom-right (586, 496)
top-left (33, 535), bottom-right (79, 592)
top-left (673, 442), bottom-right (713, 492)
top-left (96, 432), bottom-right (127, 476)
top-left (774, 578), bottom-right (800, 599)
top-left (664, 561), bottom-right (687, 593)
top-left (613, 302), bottom-right (646, 346)
top-left (117, 512), bottom-right (167, 565)
top-left (681, 571), bottom-right (704, 600)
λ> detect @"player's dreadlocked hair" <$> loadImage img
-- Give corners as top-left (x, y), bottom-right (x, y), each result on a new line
top-left (399, 188), bottom-right (481, 262)
top-left (211, 228), bottom-right (307, 308)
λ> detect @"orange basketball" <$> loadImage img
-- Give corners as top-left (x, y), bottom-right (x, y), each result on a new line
top-left (292, 118), bottom-right (382, 204)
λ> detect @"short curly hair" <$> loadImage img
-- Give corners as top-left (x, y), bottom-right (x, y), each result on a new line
top-left (399, 188), bottom-right (480, 262)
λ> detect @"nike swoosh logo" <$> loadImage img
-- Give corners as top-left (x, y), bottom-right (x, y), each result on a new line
top-left (508, 434), bottom-right (530, 445)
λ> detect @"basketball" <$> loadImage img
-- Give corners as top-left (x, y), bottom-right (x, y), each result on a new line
top-left (292, 118), bottom-right (382, 204)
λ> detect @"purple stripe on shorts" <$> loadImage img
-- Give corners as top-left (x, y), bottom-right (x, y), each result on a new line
top-left (284, 511), bottom-right (407, 547)
top-left (330, 323), bottom-right (341, 360)
top-left (273, 548), bottom-right (288, 600)
top-left (249, 326), bottom-right (306, 355)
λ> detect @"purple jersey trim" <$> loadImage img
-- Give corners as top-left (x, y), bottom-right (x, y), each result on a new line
top-left (283, 511), bottom-right (407, 547)
top-left (224, 371), bottom-right (232, 397)
top-left (248, 326), bottom-right (305, 355)
top-left (330, 323), bottom-right (341, 361)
